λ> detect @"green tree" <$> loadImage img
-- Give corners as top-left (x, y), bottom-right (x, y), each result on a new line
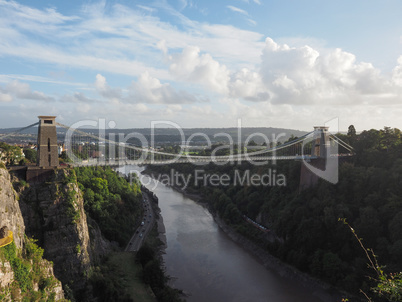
top-left (347, 125), bottom-right (357, 137)
top-left (322, 252), bottom-right (343, 284)
top-left (23, 148), bottom-right (37, 163)
top-left (0, 142), bottom-right (24, 165)
top-left (75, 166), bottom-right (142, 246)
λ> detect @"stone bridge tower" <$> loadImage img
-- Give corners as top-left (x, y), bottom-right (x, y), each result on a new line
top-left (311, 126), bottom-right (330, 158)
top-left (299, 126), bottom-right (331, 190)
top-left (37, 116), bottom-right (59, 167)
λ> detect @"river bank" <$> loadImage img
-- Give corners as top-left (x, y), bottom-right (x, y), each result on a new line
top-left (142, 169), bottom-right (359, 302)
top-left (153, 197), bottom-right (167, 250)
top-left (139, 185), bottom-right (168, 255)
top-left (141, 188), bottom-right (185, 301)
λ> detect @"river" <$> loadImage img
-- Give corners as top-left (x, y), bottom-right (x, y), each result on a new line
top-left (118, 165), bottom-right (337, 302)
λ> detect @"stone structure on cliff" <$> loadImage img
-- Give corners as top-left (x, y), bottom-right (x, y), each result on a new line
top-left (37, 116), bottom-right (59, 168)
top-left (26, 116), bottom-right (59, 182)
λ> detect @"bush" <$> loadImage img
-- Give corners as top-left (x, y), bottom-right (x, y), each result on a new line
top-left (23, 148), bottom-right (37, 163)
top-left (25, 237), bottom-right (44, 262)
top-left (0, 239), bottom-right (63, 300)
top-left (137, 244), bottom-right (155, 267)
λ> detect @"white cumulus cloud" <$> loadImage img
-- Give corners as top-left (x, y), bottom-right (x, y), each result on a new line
top-left (229, 68), bottom-right (269, 102)
top-left (95, 74), bottom-right (122, 100)
top-left (168, 45), bottom-right (269, 101)
top-left (2, 80), bottom-right (54, 101)
top-left (260, 38), bottom-right (402, 105)
top-left (169, 46), bottom-right (230, 94)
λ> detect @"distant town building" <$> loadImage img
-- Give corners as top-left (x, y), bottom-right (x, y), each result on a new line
top-left (91, 150), bottom-right (102, 158)
top-left (58, 144), bottom-right (66, 155)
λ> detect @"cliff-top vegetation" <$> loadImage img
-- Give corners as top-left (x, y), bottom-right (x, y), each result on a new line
top-left (75, 166), bottom-right (142, 247)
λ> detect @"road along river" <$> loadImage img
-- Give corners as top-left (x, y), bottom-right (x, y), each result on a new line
top-left (118, 165), bottom-right (341, 302)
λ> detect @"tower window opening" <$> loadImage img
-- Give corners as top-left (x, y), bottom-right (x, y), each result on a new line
top-left (48, 138), bottom-right (51, 152)
top-left (48, 154), bottom-right (51, 166)
top-left (44, 120), bottom-right (53, 124)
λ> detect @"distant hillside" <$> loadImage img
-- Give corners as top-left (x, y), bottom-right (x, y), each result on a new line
top-left (0, 126), bottom-right (308, 145)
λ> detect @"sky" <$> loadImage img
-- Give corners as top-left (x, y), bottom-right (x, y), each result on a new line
top-left (1, 0), bottom-right (402, 131)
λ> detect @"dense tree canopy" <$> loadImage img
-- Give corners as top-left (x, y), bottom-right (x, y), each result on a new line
top-left (75, 166), bottom-right (142, 246)
top-left (23, 148), bottom-right (37, 163)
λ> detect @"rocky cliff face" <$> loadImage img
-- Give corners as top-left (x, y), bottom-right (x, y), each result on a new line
top-left (0, 167), bottom-right (25, 249)
top-left (0, 260), bottom-right (14, 291)
top-left (0, 255), bottom-right (65, 301)
top-left (19, 168), bottom-right (94, 292)
top-left (1, 165), bottom-right (114, 299)
top-left (0, 167), bottom-right (65, 301)
top-left (87, 216), bottom-right (113, 264)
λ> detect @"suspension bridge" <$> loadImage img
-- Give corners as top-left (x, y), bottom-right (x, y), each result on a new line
top-left (0, 116), bottom-right (354, 169)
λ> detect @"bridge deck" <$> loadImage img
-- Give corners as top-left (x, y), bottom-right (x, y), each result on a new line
top-left (71, 154), bottom-right (353, 167)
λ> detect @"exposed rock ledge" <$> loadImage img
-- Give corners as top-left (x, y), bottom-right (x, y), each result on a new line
top-left (0, 167), bottom-right (65, 301)
top-left (0, 168), bottom-right (25, 249)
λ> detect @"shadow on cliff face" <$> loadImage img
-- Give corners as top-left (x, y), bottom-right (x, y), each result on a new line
top-left (16, 168), bottom-right (112, 298)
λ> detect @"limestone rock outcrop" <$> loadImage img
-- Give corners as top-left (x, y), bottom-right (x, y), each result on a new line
top-left (0, 168), bottom-right (25, 249)
top-left (0, 167), bottom-right (65, 301)
top-left (20, 168), bottom-right (92, 291)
